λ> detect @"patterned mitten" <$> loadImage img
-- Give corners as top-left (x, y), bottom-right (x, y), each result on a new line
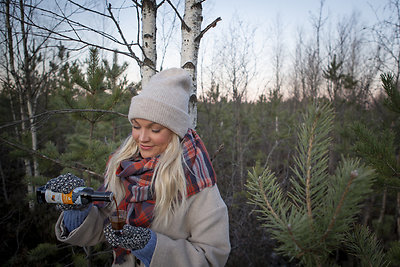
top-left (104, 223), bottom-right (151, 251)
top-left (45, 173), bottom-right (86, 210)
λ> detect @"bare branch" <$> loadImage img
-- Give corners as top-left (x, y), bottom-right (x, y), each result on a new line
top-left (0, 109), bottom-right (127, 130)
top-left (166, 0), bottom-right (190, 32)
top-left (195, 17), bottom-right (221, 42)
top-left (106, 3), bottom-right (143, 65)
top-left (67, 0), bottom-right (112, 18)
top-left (156, 0), bottom-right (167, 9)
top-left (0, 137), bottom-right (104, 179)
top-left (2, 2), bottom-right (144, 64)
top-left (135, 3), bottom-right (141, 45)
top-left (131, 0), bottom-right (143, 8)
top-left (210, 143), bottom-right (224, 162)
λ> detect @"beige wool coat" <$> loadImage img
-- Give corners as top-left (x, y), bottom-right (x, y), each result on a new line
top-left (55, 185), bottom-right (231, 267)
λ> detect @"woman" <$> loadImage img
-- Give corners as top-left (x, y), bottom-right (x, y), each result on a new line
top-left (49, 68), bottom-right (231, 267)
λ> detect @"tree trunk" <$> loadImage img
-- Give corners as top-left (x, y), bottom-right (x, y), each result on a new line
top-left (26, 100), bottom-right (40, 177)
top-left (362, 196), bottom-right (374, 226)
top-left (20, 0), bottom-right (38, 209)
top-left (141, 0), bottom-right (157, 86)
top-left (5, 0), bottom-right (34, 208)
top-left (181, 0), bottom-right (203, 128)
top-left (0, 159), bottom-right (9, 204)
top-left (397, 192), bottom-right (400, 240)
top-left (378, 187), bottom-right (387, 225)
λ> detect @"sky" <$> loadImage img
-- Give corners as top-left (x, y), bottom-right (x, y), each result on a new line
top-left (84, 0), bottom-right (387, 98)
top-left (196, 0), bottom-right (385, 98)
top-left (206, 0), bottom-right (379, 30)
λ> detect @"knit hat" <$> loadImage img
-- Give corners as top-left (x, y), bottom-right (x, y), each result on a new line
top-left (128, 68), bottom-right (192, 138)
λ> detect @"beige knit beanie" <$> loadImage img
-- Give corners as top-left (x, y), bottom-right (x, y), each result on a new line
top-left (128, 68), bottom-right (192, 138)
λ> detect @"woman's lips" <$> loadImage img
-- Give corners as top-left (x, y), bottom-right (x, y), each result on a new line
top-left (140, 144), bottom-right (153, 150)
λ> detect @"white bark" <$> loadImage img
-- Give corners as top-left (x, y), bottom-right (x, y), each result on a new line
top-left (141, 0), bottom-right (157, 86)
top-left (19, 0), bottom-right (37, 208)
top-left (181, 0), bottom-right (203, 128)
top-left (26, 99), bottom-right (39, 178)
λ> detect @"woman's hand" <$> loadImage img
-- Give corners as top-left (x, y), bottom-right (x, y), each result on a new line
top-left (104, 224), bottom-right (151, 251)
top-left (45, 173), bottom-right (86, 210)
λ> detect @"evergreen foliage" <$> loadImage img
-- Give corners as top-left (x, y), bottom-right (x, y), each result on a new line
top-left (350, 122), bottom-right (399, 187)
top-left (344, 225), bottom-right (388, 267)
top-left (246, 102), bottom-right (379, 266)
top-left (27, 243), bottom-right (58, 262)
top-left (381, 73), bottom-right (400, 114)
top-left (386, 241), bottom-right (400, 266)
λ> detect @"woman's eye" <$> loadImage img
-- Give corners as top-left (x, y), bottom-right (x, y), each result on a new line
top-left (132, 125), bottom-right (140, 130)
top-left (152, 128), bottom-right (161, 133)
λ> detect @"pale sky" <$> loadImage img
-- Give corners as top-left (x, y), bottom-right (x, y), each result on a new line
top-left (195, 0), bottom-right (385, 98)
top-left (206, 0), bottom-right (379, 29)
top-left (94, 0), bottom-right (387, 98)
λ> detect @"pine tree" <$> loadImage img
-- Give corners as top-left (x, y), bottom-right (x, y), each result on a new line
top-left (53, 48), bottom-right (128, 187)
top-left (246, 102), bottom-right (384, 266)
top-left (349, 73), bottom-right (400, 264)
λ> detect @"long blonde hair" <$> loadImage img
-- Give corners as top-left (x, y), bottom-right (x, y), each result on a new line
top-left (104, 134), bottom-right (187, 227)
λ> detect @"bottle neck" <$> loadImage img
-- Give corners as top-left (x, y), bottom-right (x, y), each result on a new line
top-left (89, 191), bottom-right (113, 202)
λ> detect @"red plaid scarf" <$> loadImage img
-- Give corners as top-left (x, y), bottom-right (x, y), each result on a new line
top-left (113, 129), bottom-right (216, 264)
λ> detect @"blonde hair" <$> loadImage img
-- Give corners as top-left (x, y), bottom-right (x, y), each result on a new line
top-left (104, 134), bottom-right (187, 227)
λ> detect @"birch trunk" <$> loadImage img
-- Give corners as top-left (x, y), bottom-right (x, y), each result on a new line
top-left (20, 0), bottom-right (39, 210)
top-left (0, 159), bottom-right (9, 204)
top-left (26, 100), bottom-right (39, 178)
top-left (141, 0), bottom-right (157, 86)
top-left (181, 0), bottom-right (203, 128)
top-left (5, 0), bottom-right (33, 202)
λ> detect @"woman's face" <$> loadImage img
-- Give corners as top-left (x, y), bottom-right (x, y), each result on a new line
top-left (131, 118), bottom-right (174, 158)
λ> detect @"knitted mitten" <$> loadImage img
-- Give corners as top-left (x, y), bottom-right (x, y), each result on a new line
top-left (104, 224), bottom-right (151, 251)
top-left (45, 173), bottom-right (87, 210)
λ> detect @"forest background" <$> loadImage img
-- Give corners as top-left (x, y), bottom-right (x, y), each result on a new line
top-left (0, 0), bottom-right (400, 266)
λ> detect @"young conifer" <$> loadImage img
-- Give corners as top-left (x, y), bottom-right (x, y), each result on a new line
top-left (246, 102), bottom-right (383, 266)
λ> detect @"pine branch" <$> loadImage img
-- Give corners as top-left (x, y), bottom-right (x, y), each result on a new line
top-left (321, 170), bottom-right (358, 241)
top-left (345, 225), bottom-right (389, 267)
top-left (258, 172), bottom-right (281, 222)
top-left (381, 72), bottom-right (400, 114)
top-left (351, 122), bottom-right (398, 183)
top-left (286, 224), bottom-right (312, 259)
top-left (246, 102), bottom-right (376, 265)
top-left (291, 103), bottom-right (333, 228)
top-left (246, 166), bottom-right (287, 227)
top-left (305, 113), bottom-right (320, 226)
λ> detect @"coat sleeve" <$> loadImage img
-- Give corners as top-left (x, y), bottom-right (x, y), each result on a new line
top-left (150, 186), bottom-right (231, 267)
top-left (55, 204), bottom-right (112, 246)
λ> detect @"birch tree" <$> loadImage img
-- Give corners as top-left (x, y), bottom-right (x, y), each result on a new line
top-left (1, 0), bottom-right (62, 207)
top-left (372, 0), bottom-right (400, 83)
top-left (141, 0), bottom-right (157, 85)
top-left (0, 0), bottom-right (221, 205)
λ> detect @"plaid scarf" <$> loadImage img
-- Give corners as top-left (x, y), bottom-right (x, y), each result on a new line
top-left (112, 129), bottom-right (216, 264)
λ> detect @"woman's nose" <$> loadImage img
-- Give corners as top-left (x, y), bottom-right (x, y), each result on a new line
top-left (138, 130), bottom-right (150, 142)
